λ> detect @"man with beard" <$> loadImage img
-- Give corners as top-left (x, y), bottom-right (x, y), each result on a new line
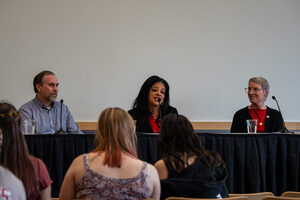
top-left (19, 70), bottom-right (82, 134)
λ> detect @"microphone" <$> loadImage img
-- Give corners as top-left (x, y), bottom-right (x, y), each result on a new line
top-left (272, 96), bottom-right (290, 133)
top-left (55, 99), bottom-right (67, 134)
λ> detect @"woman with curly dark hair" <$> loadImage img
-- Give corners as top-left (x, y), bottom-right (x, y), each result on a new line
top-left (128, 75), bottom-right (178, 133)
top-left (155, 114), bottom-right (228, 199)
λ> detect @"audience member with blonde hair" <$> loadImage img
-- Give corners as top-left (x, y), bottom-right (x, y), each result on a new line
top-left (59, 107), bottom-right (160, 199)
top-left (0, 102), bottom-right (52, 200)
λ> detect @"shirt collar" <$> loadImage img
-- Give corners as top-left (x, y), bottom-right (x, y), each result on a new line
top-left (33, 96), bottom-right (56, 110)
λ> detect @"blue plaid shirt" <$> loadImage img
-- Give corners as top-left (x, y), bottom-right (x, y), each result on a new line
top-left (19, 97), bottom-right (83, 134)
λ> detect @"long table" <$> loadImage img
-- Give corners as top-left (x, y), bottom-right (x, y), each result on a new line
top-left (25, 133), bottom-right (158, 197)
top-left (25, 133), bottom-right (300, 197)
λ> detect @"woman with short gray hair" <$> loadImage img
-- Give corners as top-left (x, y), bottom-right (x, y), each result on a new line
top-left (230, 77), bottom-right (284, 133)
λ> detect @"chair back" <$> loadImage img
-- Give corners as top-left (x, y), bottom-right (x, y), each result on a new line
top-left (229, 192), bottom-right (275, 200)
top-left (281, 191), bottom-right (300, 198)
top-left (51, 199), bottom-right (83, 200)
top-left (262, 197), bottom-right (300, 200)
top-left (165, 197), bottom-right (249, 200)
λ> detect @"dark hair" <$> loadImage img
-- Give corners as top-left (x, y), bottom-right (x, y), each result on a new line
top-left (158, 114), bottom-right (226, 173)
top-left (33, 70), bottom-right (55, 93)
top-left (132, 75), bottom-right (170, 116)
top-left (0, 102), bottom-right (39, 199)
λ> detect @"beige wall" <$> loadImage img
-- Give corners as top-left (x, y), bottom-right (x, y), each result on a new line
top-left (1, 0), bottom-right (300, 122)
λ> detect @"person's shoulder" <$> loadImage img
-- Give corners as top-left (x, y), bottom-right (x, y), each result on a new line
top-left (128, 107), bottom-right (138, 114)
top-left (237, 106), bottom-right (248, 112)
top-left (154, 159), bottom-right (164, 168)
top-left (72, 154), bottom-right (85, 165)
top-left (146, 162), bottom-right (160, 178)
top-left (19, 98), bottom-right (36, 110)
top-left (166, 105), bottom-right (178, 113)
top-left (128, 107), bottom-right (142, 119)
top-left (63, 154), bottom-right (85, 176)
top-left (234, 106), bottom-right (248, 115)
top-left (0, 166), bottom-right (25, 185)
top-left (64, 154), bottom-right (86, 184)
top-left (58, 100), bottom-right (69, 109)
top-left (29, 155), bottom-right (48, 169)
top-left (154, 159), bottom-right (166, 173)
top-left (29, 155), bottom-right (40, 164)
top-left (267, 106), bottom-right (280, 114)
top-left (128, 107), bottom-right (135, 114)
top-left (0, 166), bottom-right (18, 181)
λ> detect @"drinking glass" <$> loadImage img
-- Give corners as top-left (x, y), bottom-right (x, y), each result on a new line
top-left (246, 119), bottom-right (257, 133)
top-left (23, 120), bottom-right (36, 134)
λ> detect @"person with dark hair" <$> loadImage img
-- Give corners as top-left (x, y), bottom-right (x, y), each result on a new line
top-left (128, 75), bottom-right (178, 133)
top-left (230, 77), bottom-right (285, 133)
top-left (154, 114), bottom-right (228, 199)
top-left (19, 70), bottom-right (82, 134)
top-left (59, 107), bottom-right (160, 199)
top-left (0, 102), bottom-right (52, 200)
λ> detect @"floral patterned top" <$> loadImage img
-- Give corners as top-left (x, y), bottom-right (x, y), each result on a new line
top-left (75, 154), bottom-right (152, 200)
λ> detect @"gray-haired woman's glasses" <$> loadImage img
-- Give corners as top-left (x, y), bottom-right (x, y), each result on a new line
top-left (244, 87), bottom-right (262, 93)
